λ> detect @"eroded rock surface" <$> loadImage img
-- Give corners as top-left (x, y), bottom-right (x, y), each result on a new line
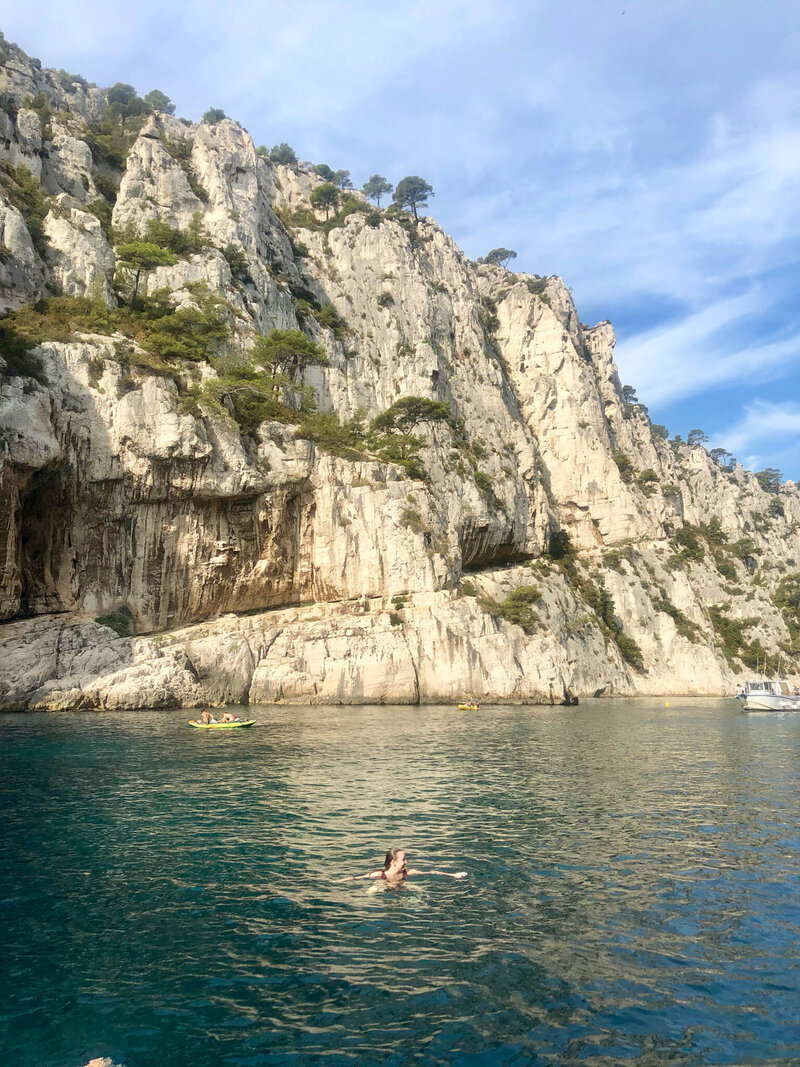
top-left (1, 37), bottom-right (799, 707)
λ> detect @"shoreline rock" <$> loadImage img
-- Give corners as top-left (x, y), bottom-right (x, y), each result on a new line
top-left (0, 567), bottom-right (746, 711)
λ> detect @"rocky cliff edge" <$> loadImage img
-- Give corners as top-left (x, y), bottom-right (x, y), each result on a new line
top-left (1, 36), bottom-right (798, 708)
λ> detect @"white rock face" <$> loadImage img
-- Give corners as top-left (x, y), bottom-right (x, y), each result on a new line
top-left (113, 124), bottom-right (200, 234)
top-left (1, 37), bottom-right (799, 707)
top-left (0, 616), bottom-right (202, 710)
top-left (43, 122), bottom-right (96, 199)
top-left (0, 200), bottom-right (46, 309)
top-left (0, 373), bottom-right (60, 469)
top-left (0, 582), bottom-right (615, 710)
top-left (43, 197), bottom-right (115, 299)
top-left (113, 376), bottom-right (212, 462)
top-left (1, 560), bottom-right (745, 711)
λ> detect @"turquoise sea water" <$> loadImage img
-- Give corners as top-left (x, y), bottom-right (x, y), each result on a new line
top-left (1, 699), bottom-right (799, 1066)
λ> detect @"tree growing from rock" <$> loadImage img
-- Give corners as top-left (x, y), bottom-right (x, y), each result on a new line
top-left (107, 83), bottom-right (148, 130)
top-left (144, 89), bottom-right (175, 115)
top-left (202, 107), bottom-right (226, 123)
top-left (392, 176), bottom-right (434, 220)
top-left (362, 174), bottom-right (393, 207)
top-left (364, 396), bottom-right (453, 479)
top-left (333, 169), bottom-right (353, 190)
top-left (312, 163), bottom-right (335, 182)
top-left (370, 396), bottom-right (452, 434)
top-left (310, 181), bottom-right (340, 220)
top-left (252, 329), bottom-right (328, 389)
top-left (485, 247), bottom-right (517, 268)
top-left (548, 529), bottom-right (573, 559)
top-left (115, 241), bottom-right (178, 304)
top-left (755, 468), bottom-right (783, 492)
top-left (144, 295), bottom-right (230, 362)
top-left (710, 447), bottom-right (736, 471)
top-left (269, 142), bottom-right (297, 165)
top-left (687, 428), bottom-right (709, 447)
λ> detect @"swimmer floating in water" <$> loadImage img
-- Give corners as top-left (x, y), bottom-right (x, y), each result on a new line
top-left (362, 847), bottom-right (467, 882)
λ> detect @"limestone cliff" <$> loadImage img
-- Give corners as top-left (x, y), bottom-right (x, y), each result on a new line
top-left (1, 36), bottom-right (798, 709)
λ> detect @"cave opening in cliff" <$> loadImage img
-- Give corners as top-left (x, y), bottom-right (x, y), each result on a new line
top-left (18, 466), bottom-right (68, 617)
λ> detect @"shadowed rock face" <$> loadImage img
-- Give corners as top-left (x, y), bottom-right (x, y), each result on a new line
top-left (1, 37), bottom-right (799, 706)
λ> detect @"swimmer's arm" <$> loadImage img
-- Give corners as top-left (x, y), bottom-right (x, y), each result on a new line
top-left (407, 869), bottom-right (467, 879)
top-left (337, 870), bottom-right (383, 882)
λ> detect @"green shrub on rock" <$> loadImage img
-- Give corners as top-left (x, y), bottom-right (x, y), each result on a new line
top-left (268, 143), bottom-right (297, 165)
top-left (614, 632), bottom-right (645, 670)
top-left (143, 303), bottom-right (228, 362)
top-left (86, 198), bottom-right (113, 236)
top-left (95, 605), bottom-right (136, 637)
top-left (222, 243), bottom-right (253, 285)
top-left (143, 214), bottom-right (208, 256)
top-left (775, 573), bottom-right (800, 657)
top-left (0, 161), bottom-right (50, 257)
top-left (670, 524), bottom-right (705, 564)
top-left (313, 303), bottom-right (350, 339)
top-left (294, 412), bottom-right (368, 460)
top-left (84, 110), bottom-right (145, 169)
top-left (368, 431), bottom-right (426, 480)
top-left (1, 295), bottom-right (115, 344)
top-left (708, 606), bottom-right (761, 668)
top-left (115, 241), bottom-right (178, 303)
top-left (498, 586), bottom-right (542, 629)
top-left (252, 329), bottom-right (328, 385)
top-left (204, 367), bottom-right (290, 433)
top-left (654, 599), bottom-right (701, 641)
top-left (613, 451), bottom-right (634, 482)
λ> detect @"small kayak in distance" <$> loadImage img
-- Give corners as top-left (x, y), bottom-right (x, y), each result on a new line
top-left (457, 703), bottom-right (480, 711)
top-left (188, 720), bottom-right (256, 729)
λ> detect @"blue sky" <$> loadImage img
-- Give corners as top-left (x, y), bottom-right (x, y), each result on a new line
top-left (4, 0), bottom-right (800, 479)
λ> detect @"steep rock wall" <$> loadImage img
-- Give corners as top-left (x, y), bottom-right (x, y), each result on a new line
top-left (1, 36), bottom-right (799, 706)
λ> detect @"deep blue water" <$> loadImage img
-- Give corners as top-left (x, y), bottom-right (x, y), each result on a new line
top-left (1, 699), bottom-right (799, 1066)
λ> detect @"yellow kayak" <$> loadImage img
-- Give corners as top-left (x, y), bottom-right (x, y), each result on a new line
top-left (188, 719), bottom-right (256, 729)
top-left (458, 703), bottom-right (480, 711)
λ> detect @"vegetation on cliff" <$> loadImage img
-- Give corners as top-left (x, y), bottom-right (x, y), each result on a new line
top-left (1, 31), bottom-right (798, 694)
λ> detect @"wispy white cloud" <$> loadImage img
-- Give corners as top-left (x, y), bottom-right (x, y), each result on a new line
top-left (495, 74), bottom-right (800, 452)
top-left (453, 73), bottom-right (800, 313)
top-left (614, 292), bottom-right (800, 405)
top-left (713, 401), bottom-right (800, 462)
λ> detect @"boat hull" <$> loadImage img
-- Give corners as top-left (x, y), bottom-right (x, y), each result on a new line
top-left (188, 720), bottom-right (256, 729)
top-left (738, 695), bottom-right (800, 712)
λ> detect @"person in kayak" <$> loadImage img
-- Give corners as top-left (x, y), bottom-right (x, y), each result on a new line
top-left (199, 709), bottom-right (217, 724)
top-left (220, 712), bottom-right (240, 723)
top-left (365, 847), bottom-right (467, 883)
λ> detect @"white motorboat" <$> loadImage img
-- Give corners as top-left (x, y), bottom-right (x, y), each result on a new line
top-left (736, 678), bottom-right (800, 711)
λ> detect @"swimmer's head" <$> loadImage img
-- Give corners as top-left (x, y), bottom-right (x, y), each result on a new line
top-left (384, 847), bottom-right (407, 871)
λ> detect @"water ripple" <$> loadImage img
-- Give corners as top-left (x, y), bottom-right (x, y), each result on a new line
top-left (1, 699), bottom-right (799, 1065)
